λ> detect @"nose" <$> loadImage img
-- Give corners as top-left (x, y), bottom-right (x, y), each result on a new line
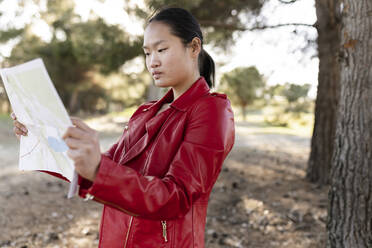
top-left (149, 53), bottom-right (160, 68)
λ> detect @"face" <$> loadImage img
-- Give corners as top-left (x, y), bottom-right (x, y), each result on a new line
top-left (143, 21), bottom-right (198, 88)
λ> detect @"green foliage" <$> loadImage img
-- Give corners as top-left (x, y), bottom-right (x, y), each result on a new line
top-left (280, 82), bottom-right (311, 103)
top-left (127, 0), bottom-right (264, 49)
top-left (265, 84), bottom-right (285, 101)
top-left (99, 70), bottom-right (150, 111)
top-left (264, 109), bottom-right (314, 129)
top-left (263, 83), bottom-right (314, 127)
top-left (1, 0), bottom-right (143, 114)
top-left (75, 84), bottom-right (108, 114)
top-left (219, 66), bottom-right (265, 106)
top-left (0, 0), bottom-right (267, 114)
top-left (219, 66), bottom-right (265, 120)
top-left (0, 28), bottom-right (24, 43)
top-left (280, 83), bottom-right (311, 114)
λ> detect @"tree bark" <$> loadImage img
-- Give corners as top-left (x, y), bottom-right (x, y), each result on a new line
top-left (327, 0), bottom-right (372, 247)
top-left (241, 104), bottom-right (247, 121)
top-left (69, 90), bottom-right (80, 114)
top-left (306, 0), bottom-right (341, 185)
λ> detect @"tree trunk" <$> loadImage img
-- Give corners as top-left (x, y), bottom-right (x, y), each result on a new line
top-left (327, 0), bottom-right (372, 246)
top-left (241, 104), bottom-right (247, 121)
top-left (306, 0), bottom-right (341, 185)
top-left (69, 90), bottom-right (80, 114)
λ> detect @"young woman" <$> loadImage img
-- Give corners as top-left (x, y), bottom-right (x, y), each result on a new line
top-left (12, 7), bottom-right (235, 248)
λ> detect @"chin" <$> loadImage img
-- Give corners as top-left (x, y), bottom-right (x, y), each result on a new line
top-left (154, 78), bottom-right (172, 88)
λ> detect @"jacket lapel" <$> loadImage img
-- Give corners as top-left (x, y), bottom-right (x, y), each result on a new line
top-left (119, 76), bottom-right (210, 165)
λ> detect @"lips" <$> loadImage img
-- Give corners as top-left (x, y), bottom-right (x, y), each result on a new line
top-left (152, 71), bottom-right (162, 79)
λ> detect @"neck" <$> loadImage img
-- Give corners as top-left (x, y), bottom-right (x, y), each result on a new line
top-left (172, 73), bottom-right (201, 101)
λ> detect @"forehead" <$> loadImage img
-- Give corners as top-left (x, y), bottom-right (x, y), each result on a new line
top-left (143, 22), bottom-right (177, 48)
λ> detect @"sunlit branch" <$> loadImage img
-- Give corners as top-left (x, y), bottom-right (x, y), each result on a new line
top-left (248, 22), bottom-right (316, 31)
top-left (278, 0), bottom-right (300, 4)
top-left (199, 20), bottom-right (316, 32)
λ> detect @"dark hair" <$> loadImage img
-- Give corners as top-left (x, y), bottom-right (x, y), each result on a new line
top-left (147, 7), bottom-right (215, 89)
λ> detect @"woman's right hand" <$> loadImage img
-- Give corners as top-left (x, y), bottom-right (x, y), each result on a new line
top-left (10, 112), bottom-right (28, 140)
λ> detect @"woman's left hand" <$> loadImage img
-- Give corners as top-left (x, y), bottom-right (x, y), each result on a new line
top-left (62, 117), bottom-right (101, 182)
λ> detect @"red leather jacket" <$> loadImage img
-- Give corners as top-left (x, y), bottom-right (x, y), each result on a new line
top-left (77, 76), bottom-right (235, 248)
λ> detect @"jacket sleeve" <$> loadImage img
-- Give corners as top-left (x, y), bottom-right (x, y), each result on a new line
top-left (79, 97), bottom-right (235, 220)
top-left (78, 137), bottom-right (121, 191)
top-left (37, 127), bottom-right (122, 184)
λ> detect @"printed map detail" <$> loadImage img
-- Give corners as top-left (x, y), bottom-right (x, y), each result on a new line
top-left (0, 58), bottom-right (77, 197)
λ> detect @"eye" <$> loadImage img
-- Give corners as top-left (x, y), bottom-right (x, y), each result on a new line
top-left (158, 48), bottom-right (167, 53)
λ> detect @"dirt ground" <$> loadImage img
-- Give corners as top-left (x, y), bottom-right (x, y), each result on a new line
top-left (0, 116), bottom-right (329, 248)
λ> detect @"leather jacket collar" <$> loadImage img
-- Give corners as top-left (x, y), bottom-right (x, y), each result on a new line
top-left (149, 76), bottom-right (210, 112)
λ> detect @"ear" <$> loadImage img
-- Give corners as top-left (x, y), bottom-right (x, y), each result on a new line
top-left (189, 37), bottom-right (202, 58)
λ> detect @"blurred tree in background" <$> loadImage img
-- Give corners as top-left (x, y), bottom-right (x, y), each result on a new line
top-left (0, 0), bottom-right (269, 114)
top-left (219, 66), bottom-right (265, 121)
top-left (280, 83), bottom-right (311, 113)
top-left (0, 0), bottom-right (315, 115)
top-left (126, 0), bottom-right (265, 49)
top-left (0, 0), bottom-right (143, 114)
top-left (264, 82), bottom-right (312, 127)
top-left (265, 84), bottom-right (285, 104)
top-left (281, 83), bottom-right (310, 103)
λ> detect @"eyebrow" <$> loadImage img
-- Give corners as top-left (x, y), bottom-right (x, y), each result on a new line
top-left (142, 40), bottom-right (167, 49)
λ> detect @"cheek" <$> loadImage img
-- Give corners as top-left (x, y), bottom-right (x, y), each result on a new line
top-left (145, 58), bottom-right (150, 70)
top-left (165, 53), bottom-right (187, 72)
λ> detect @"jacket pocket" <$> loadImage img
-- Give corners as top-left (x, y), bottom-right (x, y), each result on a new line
top-left (131, 218), bottom-right (173, 247)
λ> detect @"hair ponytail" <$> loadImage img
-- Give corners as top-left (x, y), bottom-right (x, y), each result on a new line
top-left (198, 49), bottom-right (215, 89)
top-left (148, 7), bottom-right (215, 89)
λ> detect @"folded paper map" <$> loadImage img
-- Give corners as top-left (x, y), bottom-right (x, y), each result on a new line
top-left (0, 58), bottom-right (78, 198)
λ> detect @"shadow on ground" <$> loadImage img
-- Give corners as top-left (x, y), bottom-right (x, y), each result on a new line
top-left (0, 120), bottom-right (328, 248)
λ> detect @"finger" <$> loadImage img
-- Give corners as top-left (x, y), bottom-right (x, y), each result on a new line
top-left (13, 126), bottom-right (23, 135)
top-left (70, 117), bottom-right (92, 132)
top-left (13, 120), bottom-right (27, 131)
top-left (67, 148), bottom-right (80, 160)
top-left (13, 127), bottom-right (24, 139)
top-left (64, 137), bottom-right (85, 149)
top-left (10, 112), bottom-right (16, 120)
top-left (62, 126), bottom-right (89, 140)
top-left (13, 120), bottom-right (28, 133)
top-left (67, 148), bottom-right (85, 163)
top-left (14, 126), bottom-right (27, 136)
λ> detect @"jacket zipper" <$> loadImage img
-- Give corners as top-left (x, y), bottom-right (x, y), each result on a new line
top-left (84, 194), bottom-right (137, 247)
top-left (124, 216), bottom-right (134, 248)
top-left (161, 220), bottom-right (168, 242)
